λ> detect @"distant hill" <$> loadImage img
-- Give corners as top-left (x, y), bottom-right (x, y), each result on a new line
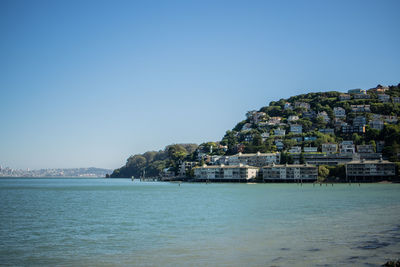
top-left (0, 167), bottom-right (112, 177)
top-left (111, 83), bottom-right (400, 178)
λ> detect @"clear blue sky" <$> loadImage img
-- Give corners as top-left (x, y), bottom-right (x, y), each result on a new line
top-left (1, 0), bottom-right (399, 169)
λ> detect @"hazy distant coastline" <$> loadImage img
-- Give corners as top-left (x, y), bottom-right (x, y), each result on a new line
top-left (0, 167), bottom-right (111, 178)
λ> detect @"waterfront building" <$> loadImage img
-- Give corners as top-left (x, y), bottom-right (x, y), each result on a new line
top-left (322, 143), bottom-right (338, 154)
top-left (288, 115), bottom-right (299, 122)
top-left (262, 164), bottom-right (318, 181)
top-left (345, 159), bottom-right (396, 180)
top-left (229, 152), bottom-right (280, 167)
top-left (194, 164), bottom-right (259, 181)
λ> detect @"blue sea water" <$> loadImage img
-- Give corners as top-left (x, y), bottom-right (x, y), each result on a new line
top-left (0, 178), bottom-right (399, 266)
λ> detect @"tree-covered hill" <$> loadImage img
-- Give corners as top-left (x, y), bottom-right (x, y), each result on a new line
top-left (110, 144), bottom-right (198, 178)
top-left (110, 83), bottom-right (400, 178)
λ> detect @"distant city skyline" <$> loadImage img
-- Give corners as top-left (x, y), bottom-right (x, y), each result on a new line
top-left (1, 0), bottom-right (399, 169)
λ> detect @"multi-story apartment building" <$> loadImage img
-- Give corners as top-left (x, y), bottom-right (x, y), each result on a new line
top-left (345, 159), bottom-right (396, 180)
top-left (262, 164), bottom-right (318, 181)
top-left (194, 164), bottom-right (259, 181)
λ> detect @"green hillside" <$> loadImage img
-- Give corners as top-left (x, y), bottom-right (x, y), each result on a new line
top-left (110, 83), bottom-right (400, 178)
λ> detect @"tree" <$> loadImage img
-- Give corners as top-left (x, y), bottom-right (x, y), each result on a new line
top-left (252, 133), bottom-right (263, 146)
top-left (299, 153), bottom-right (305, 164)
top-left (352, 133), bottom-right (362, 145)
top-left (369, 140), bottom-right (377, 152)
top-left (315, 116), bottom-right (327, 129)
top-left (280, 152), bottom-right (288, 164)
top-left (287, 155), bottom-right (294, 164)
top-left (318, 165), bottom-right (329, 182)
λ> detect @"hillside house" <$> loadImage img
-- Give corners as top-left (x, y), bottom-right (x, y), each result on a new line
top-left (339, 141), bottom-right (355, 154)
top-left (333, 107), bottom-right (346, 118)
top-left (339, 94), bottom-right (351, 101)
top-left (290, 124), bottom-right (303, 134)
top-left (378, 94), bottom-right (390, 102)
top-left (322, 143), bottom-right (338, 154)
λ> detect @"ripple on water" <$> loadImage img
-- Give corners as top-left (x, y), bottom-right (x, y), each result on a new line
top-left (356, 239), bottom-right (391, 250)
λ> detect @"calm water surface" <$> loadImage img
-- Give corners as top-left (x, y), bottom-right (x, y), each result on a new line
top-left (0, 178), bottom-right (399, 266)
